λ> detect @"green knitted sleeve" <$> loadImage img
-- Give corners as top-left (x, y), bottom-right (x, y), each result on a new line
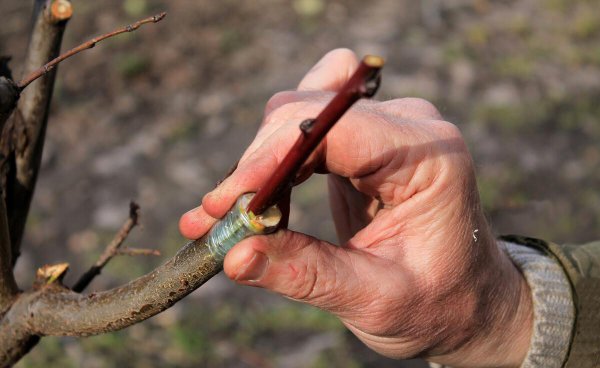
top-left (500, 235), bottom-right (600, 368)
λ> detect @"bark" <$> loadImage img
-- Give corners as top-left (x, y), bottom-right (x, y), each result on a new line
top-left (3, 0), bottom-right (70, 266)
top-left (0, 78), bottom-right (19, 132)
top-left (0, 188), bottom-right (18, 316)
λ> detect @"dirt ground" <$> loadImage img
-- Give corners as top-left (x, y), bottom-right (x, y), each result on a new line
top-left (1, 0), bottom-right (600, 367)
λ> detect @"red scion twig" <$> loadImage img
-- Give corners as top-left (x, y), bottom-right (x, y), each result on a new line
top-left (246, 55), bottom-right (385, 216)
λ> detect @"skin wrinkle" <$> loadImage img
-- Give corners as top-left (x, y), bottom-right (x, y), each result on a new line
top-left (296, 240), bottom-right (321, 302)
top-left (330, 251), bottom-right (374, 317)
top-left (353, 131), bottom-right (450, 209)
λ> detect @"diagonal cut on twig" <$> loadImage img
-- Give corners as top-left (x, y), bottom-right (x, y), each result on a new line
top-left (71, 202), bottom-right (140, 293)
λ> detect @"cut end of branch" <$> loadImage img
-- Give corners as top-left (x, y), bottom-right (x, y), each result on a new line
top-left (153, 12), bottom-right (167, 23)
top-left (363, 55), bottom-right (385, 68)
top-left (129, 201), bottom-right (140, 226)
top-left (50, 0), bottom-right (73, 22)
top-left (36, 263), bottom-right (69, 286)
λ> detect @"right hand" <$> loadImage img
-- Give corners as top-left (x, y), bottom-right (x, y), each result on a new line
top-left (180, 49), bottom-right (532, 367)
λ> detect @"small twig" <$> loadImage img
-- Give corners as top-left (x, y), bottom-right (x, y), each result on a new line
top-left (72, 202), bottom-right (140, 293)
top-left (17, 11), bottom-right (167, 90)
top-left (116, 247), bottom-right (160, 257)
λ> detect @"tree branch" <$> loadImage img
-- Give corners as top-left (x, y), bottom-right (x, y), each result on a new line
top-left (0, 235), bottom-right (223, 366)
top-left (1, 0), bottom-right (72, 268)
top-left (1, 4), bottom-right (165, 268)
top-left (0, 188), bottom-right (18, 315)
top-left (17, 12), bottom-right (167, 90)
top-left (72, 202), bottom-right (140, 293)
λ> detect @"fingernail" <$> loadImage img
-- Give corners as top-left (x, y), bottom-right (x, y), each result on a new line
top-left (235, 251), bottom-right (269, 282)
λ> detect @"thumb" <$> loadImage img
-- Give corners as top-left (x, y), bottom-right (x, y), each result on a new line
top-left (297, 48), bottom-right (359, 92)
top-left (223, 230), bottom-right (369, 314)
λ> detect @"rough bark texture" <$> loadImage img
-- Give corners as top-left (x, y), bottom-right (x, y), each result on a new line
top-left (0, 188), bottom-right (18, 316)
top-left (0, 78), bottom-right (19, 132)
top-left (0, 237), bottom-right (221, 366)
top-left (3, 0), bottom-right (69, 266)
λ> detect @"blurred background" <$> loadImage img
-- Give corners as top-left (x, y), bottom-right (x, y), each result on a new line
top-left (1, 0), bottom-right (600, 367)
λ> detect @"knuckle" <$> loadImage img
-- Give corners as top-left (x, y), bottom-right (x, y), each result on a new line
top-left (383, 97), bottom-right (443, 120)
top-left (431, 120), bottom-right (463, 140)
top-left (402, 97), bottom-right (442, 118)
top-left (264, 90), bottom-right (296, 117)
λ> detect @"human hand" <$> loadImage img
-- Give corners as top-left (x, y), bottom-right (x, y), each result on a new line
top-left (180, 49), bottom-right (532, 367)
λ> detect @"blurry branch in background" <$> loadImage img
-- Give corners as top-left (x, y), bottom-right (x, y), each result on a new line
top-left (72, 202), bottom-right (141, 293)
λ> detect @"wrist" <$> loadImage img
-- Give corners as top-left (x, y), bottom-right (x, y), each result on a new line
top-left (433, 235), bottom-right (533, 368)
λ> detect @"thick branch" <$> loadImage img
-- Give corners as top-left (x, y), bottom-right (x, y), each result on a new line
top-left (2, 0), bottom-right (72, 267)
top-left (0, 188), bottom-right (18, 314)
top-left (18, 12), bottom-right (167, 90)
top-left (2, 5), bottom-right (164, 267)
top-left (246, 55), bottom-right (384, 215)
top-left (72, 202), bottom-right (139, 293)
top-left (0, 236), bottom-right (222, 365)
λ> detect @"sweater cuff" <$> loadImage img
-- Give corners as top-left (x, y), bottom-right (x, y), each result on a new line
top-left (500, 240), bottom-right (575, 368)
